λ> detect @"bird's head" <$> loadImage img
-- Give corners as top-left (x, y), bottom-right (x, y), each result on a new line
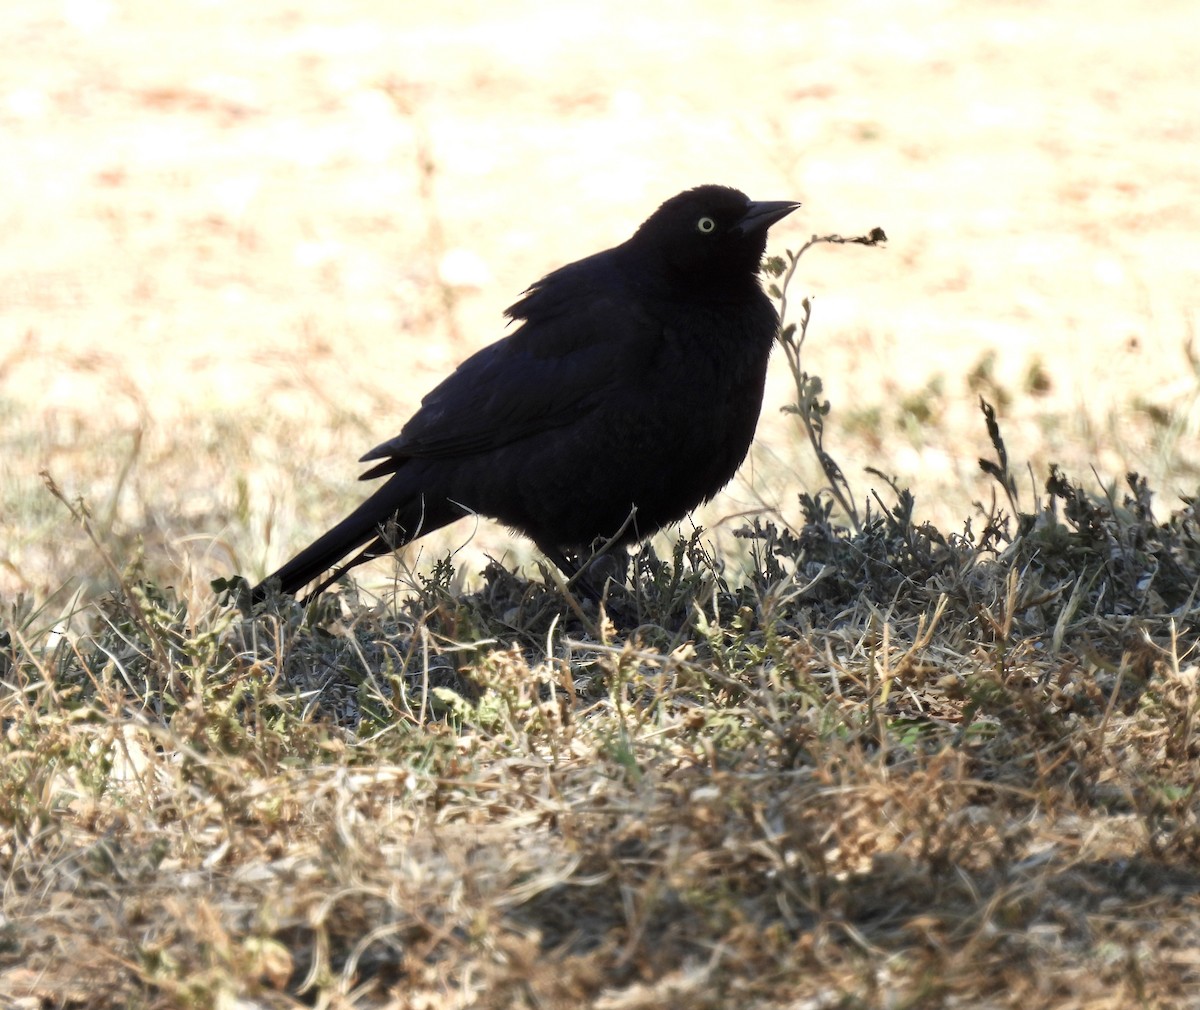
top-left (627, 184), bottom-right (800, 288)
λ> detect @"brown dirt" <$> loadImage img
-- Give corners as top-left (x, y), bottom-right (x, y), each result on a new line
top-left (2, 0), bottom-right (1198, 597)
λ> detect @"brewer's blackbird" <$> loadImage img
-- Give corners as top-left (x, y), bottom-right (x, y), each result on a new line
top-left (252, 184), bottom-right (799, 602)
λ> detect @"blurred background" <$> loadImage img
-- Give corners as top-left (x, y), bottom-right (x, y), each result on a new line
top-left (2, 0), bottom-right (1197, 603)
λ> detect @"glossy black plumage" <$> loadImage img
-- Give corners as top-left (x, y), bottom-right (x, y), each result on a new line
top-left (252, 185), bottom-right (799, 601)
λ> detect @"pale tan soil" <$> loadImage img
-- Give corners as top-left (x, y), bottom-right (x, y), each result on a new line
top-left (2, 0), bottom-right (1197, 597)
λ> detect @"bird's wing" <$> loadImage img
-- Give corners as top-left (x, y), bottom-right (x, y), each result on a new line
top-left (359, 285), bottom-right (656, 476)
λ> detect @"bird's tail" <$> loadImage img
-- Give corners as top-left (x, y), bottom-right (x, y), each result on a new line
top-left (251, 476), bottom-right (457, 603)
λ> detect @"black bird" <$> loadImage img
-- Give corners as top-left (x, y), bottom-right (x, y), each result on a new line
top-left (253, 185), bottom-right (799, 602)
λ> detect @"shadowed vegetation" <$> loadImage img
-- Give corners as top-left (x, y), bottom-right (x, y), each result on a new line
top-left (3, 232), bottom-right (1199, 1008)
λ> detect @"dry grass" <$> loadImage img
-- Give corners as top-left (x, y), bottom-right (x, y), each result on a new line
top-left (4, 456), bottom-right (1200, 1007)
top-left (5, 250), bottom-right (1200, 1005)
top-left (4, 0), bottom-right (1199, 601)
top-left (4, 2), bottom-right (1200, 1007)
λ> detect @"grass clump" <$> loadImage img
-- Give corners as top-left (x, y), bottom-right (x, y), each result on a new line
top-left (2, 231), bottom-right (1199, 1008)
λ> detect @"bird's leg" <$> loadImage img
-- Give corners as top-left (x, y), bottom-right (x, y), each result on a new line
top-left (580, 542), bottom-right (631, 592)
top-left (533, 542), bottom-right (583, 582)
top-left (532, 539), bottom-right (629, 604)
top-left (574, 506), bottom-right (637, 599)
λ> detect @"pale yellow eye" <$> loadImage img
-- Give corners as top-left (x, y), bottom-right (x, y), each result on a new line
top-left (697, 216), bottom-right (716, 233)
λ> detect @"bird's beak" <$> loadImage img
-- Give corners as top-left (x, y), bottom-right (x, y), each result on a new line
top-left (733, 200), bottom-right (801, 236)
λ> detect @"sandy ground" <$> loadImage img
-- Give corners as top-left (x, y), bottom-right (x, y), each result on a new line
top-left (2, 0), bottom-right (1197, 598)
